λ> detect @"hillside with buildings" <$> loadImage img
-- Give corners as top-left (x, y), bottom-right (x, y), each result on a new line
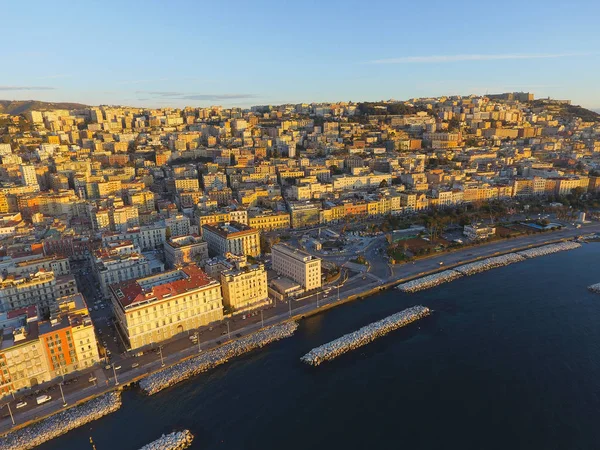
top-left (0, 100), bottom-right (88, 116)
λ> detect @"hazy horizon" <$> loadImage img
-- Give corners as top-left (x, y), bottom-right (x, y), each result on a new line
top-left (3, 0), bottom-right (600, 110)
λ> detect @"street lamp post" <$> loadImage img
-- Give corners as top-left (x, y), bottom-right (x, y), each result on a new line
top-left (158, 346), bottom-right (165, 367)
top-left (227, 322), bottom-right (231, 341)
top-left (260, 309), bottom-right (264, 328)
top-left (195, 332), bottom-right (201, 353)
top-left (337, 283), bottom-right (340, 301)
top-left (316, 290), bottom-right (319, 308)
top-left (288, 297), bottom-right (292, 317)
top-left (112, 363), bottom-right (119, 386)
top-left (59, 382), bottom-right (67, 407)
top-left (5, 403), bottom-right (14, 426)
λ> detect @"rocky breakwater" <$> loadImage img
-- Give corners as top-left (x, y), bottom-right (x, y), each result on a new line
top-left (455, 253), bottom-right (525, 276)
top-left (588, 283), bottom-right (600, 294)
top-left (397, 270), bottom-right (462, 293)
top-left (517, 241), bottom-right (581, 259)
top-left (140, 321), bottom-right (298, 395)
top-left (139, 430), bottom-right (194, 450)
top-left (301, 306), bottom-right (430, 366)
top-left (0, 392), bottom-right (121, 450)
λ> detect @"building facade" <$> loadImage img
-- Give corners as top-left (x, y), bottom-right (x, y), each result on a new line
top-left (202, 222), bottom-right (260, 257)
top-left (164, 234), bottom-right (208, 268)
top-left (220, 261), bottom-right (268, 312)
top-left (271, 244), bottom-right (322, 291)
top-left (109, 264), bottom-right (223, 350)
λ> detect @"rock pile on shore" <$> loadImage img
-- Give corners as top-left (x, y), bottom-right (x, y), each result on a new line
top-left (455, 253), bottom-right (525, 276)
top-left (397, 270), bottom-right (462, 293)
top-left (301, 306), bottom-right (430, 366)
top-left (140, 321), bottom-right (298, 395)
top-left (398, 242), bottom-right (582, 294)
top-left (588, 283), bottom-right (600, 294)
top-left (517, 241), bottom-right (581, 259)
top-left (139, 430), bottom-right (194, 450)
top-left (0, 392), bottom-right (121, 450)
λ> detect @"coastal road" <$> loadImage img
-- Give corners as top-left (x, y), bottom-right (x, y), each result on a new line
top-left (389, 223), bottom-right (600, 281)
top-left (1, 222), bottom-right (598, 435)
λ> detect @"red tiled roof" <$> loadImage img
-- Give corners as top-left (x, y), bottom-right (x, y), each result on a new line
top-left (7, 305), bottom-right (37, 320)
top-left (112, 264), bottom-right (214, 308)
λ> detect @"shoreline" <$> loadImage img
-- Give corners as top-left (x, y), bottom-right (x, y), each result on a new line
top-left (0, 230), bottom-right (595, 444)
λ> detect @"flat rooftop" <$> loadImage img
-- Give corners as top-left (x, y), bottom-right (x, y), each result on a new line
top-left (202, 221), bottom-right (256, 238)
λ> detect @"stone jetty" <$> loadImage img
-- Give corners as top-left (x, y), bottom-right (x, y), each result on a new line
top-left (139, 430), bottom-right (194, 450)
top-left (140, 321), bottom-right (298, 395)
top-left (0, 392), bottom-right (121, 450)
top-left (454, 253), bottom-right (525, 276)
top-left (517, 241), bottom-right (581, 259)
top-left (397, 270), bottom-right (462, 293)
top-left (588, 283), bottom-right (600, 294)
top-left (301, 306), bottom-right (430, 366)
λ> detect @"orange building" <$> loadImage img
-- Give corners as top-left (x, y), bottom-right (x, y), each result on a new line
top-left (38, 320), bottom-right (77, 375)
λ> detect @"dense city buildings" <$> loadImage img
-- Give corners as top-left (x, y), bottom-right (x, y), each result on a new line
top-left (0, 293), bottom-right (100, 394)
top-left (0, 91), bottom-right (598, 388)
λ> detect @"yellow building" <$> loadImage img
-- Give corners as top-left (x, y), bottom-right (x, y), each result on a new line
top-left (220, 261), bottom-right (268, 312)
top-left (109, 265), bottom-right (223, 350)
top-left (248, 211), bottom-right (290, 231)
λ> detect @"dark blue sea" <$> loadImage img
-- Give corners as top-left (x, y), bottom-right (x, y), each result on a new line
top-left (40, 243), bottom-right (600, 450)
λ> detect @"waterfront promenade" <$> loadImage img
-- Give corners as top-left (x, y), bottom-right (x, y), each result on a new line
top-left (1, 221), bottom-right (599, 438)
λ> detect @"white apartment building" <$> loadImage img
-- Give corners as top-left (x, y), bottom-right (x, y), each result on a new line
top-left (164, 234), bottom-right (208, 268)
top-left (164, 215), bottom-right (191, 237)
top-left (8, 256), bottom-right (70, 277)
top-left (93, 245), bottom-right (152, 298)
top-left (271, 244), bottom-right (322, 291)
top-left (101, 224), bottom-right (167, 251)
top-left (331, 173), bottom-right (392, 191)
top-left (0, 271), bottom-right (58, 315)
top-left (109, 264), bottom-right (223, 350)
top-left (19, 164), bottom-right (38, 188)
top-left (202, 222), bottom-right (260, 258)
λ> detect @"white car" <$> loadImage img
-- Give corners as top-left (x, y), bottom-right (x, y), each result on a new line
top-left (16, 401), bottom-right (27, 409)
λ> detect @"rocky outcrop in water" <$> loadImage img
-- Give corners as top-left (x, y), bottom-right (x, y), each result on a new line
top-left (301, 306), bottom-right (430, 366)
top-left (140, 322), bottom-right (298, 395)
top-left (0, 392), bottom-right (121, 450)
top-left (588, 283), bottom-right (600, 294)
top-left (139, 430), bottom-right (194, 450)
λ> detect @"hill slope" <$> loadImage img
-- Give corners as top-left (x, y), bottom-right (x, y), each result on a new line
top-left (0, 100), bottom-right (88, 115)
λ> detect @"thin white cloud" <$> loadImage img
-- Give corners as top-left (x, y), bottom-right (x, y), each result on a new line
top-left (0, 86), bottom-right (55, 91)
top-left (368, 53), bottom-right (593, 64)
top-left (36, 74), bottom-right (73, 80)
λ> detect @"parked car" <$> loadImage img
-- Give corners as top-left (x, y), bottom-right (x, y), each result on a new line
top-left (16, 401), bottom-right (27, 409)
top-left (131, 363), bottom-right (139, 368)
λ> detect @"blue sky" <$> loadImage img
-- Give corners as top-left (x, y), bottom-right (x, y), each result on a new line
top-left (2, 0), bottom-right (600, 109)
